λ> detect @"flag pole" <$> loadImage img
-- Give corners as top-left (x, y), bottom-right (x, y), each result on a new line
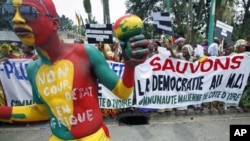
top-left (208, 0), bottom-right (216, 45)
top-left (166, 0), bottom-right (171, 13)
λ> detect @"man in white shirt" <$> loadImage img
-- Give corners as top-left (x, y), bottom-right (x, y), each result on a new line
top-left (208, 38), bottom-right (220, 56)
top-left (194, 44), bottom-right (205, 57)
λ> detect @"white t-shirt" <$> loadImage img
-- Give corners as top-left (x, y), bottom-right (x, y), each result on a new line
top-left (194, 44), bottom-right (205, 57)
top-left (208, 43), bottom-right (219, 56)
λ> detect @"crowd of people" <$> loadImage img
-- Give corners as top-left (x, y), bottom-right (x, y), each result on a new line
top-left (1, 35), bottom-right (250, 118)
top-left (158, 34), bottom-right (250, 116)
top-left (2, 34), bottom-right (250, 116)
top-left (0, 42), bottom-right (38, 61)
top-left (71, 35), bottom-right (250, 117)
top-left (0, 42), bottom-right (38, 106)
top-left (73, 33), bottom-right (250, 117)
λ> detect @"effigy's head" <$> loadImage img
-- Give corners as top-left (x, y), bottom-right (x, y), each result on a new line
top-left (113, 14), bottom-right (143, 41)
top-left (2, 0), bottom-right (58, 46)
top-left (6, 0), bottom-right (57, 17)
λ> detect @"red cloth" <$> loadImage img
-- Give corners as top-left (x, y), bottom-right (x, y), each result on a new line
top-left (0, 106), bottom-right (12, 120)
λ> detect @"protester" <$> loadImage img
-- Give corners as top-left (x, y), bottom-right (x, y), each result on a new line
top-left (97, 42), bottom-right (115, 61)
top-left (208, 37), bottom-right (221, 56)
top-left (225, 39), bottom-right (249, 113)
top-left (147, 40), bottom-right (160, 58)
top-left (163, 37), bottom-right (173, 50)
top-left (173, 37), bottom-right (186, 54)
top-left (0, 1), bottom-right (149, 141)
top-left (73, 38), bottom-right (84, 44)
top-left (157, 38), bottom-right (175, 113)
top-left (136, 40), bottom-right (161, 113)
top-left (232, 39), bottom-right (248, 55)
top-left (98, 42), bottom-right (122, 118)
top-left (0, 81), bottom-right (5, 106)
top-left (0, 44), bottom-right (10, 106)
top-left (0, 43), bottom-right (20, 61)
top-left (200, 38), bottom-right (209, 56)
top-left (207, 38), bottom-right (225, 114)
top-left (110, 40), bottom-right (123, 62)
top-left (19, 44), bottom-right (38, 60)
top-left (192, 43), bottom-right (205, 62)
top-left (223, 44), bottom-right (234, 56)
top-left (0, 43), bottom-right (21, 107)
top-left (166, 44), bottom-right (194, 116)
top-left (160, 30), bottom-right (166, 45)
top-left (10, 42), bottom-right (21, 57)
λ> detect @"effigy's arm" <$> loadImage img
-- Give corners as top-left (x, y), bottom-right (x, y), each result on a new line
top-left (85, 44), bottom-right (133, 99)
top-left (0, 104), bottom-right (49, 123)
top-left (0, 60), bottom-right (50, 123)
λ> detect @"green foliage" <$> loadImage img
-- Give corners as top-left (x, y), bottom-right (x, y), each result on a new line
top-left (230, 1), bottom-right (250, 41)
top-left (125, 0), bottom-right (163, 39)
top-left (124, 0), bottom-right (250, 43)
top-left (0, 18), bottom-right (12, 30)
top-left (125, 0), bottom-right (209, 42)
top-left (0, 0), bottom-right (5, 4)
top-left (83, 0), bottom-right (97, 24)
top-left (171, 1), bottom-right (191, 38)
top-left (58, 15), bottom-right (74, 31)
top-left (239, 77), bottom-right (250, 107)
top-left (125, 0), bottom-right (162, 19)
top-left (0, 0), bottom-right (12, 30)
top-left (83, 0), bottom-right (91, 14)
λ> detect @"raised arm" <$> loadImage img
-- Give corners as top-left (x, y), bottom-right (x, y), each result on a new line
top-left (85, 44), bottom-right (135, 99)
top-left (0, 61), bottom-right (49, 123)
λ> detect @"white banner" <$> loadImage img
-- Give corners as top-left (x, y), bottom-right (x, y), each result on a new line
top-left (98, 61), bottom-right (133, 109)
top-left (1, 49), bottom-right (250, 109)
top-left (134, 48), bottom-right (250, 109)
top-left (0, 59), bottom-right (33, 106)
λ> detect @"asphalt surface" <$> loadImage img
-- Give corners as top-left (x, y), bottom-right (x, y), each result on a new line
top-left (0, 107), bottom-right (250, 141)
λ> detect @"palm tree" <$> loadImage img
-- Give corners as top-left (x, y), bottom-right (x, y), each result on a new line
top-left (101, 0), bottom-right (111, 24)
top-left (83, 0), bottom-right (97, 24)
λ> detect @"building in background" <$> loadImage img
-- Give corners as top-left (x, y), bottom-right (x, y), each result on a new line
top-left (58, 31), bottom-right (85, 43)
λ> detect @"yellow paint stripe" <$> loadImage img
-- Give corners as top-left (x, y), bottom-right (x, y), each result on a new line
top-left (112, 79), bottom-right (133, 99)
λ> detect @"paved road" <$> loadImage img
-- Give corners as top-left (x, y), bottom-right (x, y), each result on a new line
top-left (1, 108), bottom-right (250, 141)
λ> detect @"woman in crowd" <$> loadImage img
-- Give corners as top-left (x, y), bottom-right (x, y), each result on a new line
top-left (173, 37), bottom-right (186, 54)
top-left (166, 43), bottom-right (194, 116)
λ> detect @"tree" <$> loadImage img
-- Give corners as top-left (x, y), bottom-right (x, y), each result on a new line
top-left (101, 0), bottom-right (111, 24)
top-left (125, 0), bottom-right (207, 42)
top-left (58, 15), bottom-right (74, 31)
top-left (125, 0), bottom-right (162, 39)
top-left (125, 0), bottom-right (250, 42)
top-left (232, 0), bottom-right (250, 41)
top-left (0, 0), bottom-right (12, 30)
top-left (83, 0), bottom-right (98, 24)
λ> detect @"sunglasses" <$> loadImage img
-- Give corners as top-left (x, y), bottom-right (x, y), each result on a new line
top-left (0, 5), bottom-right (53, 22)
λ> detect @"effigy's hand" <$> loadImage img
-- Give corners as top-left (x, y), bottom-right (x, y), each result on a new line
top-left (113, 14), bottom-right (151, 66)
top-left (120, 34), bottom-right (150, 66)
